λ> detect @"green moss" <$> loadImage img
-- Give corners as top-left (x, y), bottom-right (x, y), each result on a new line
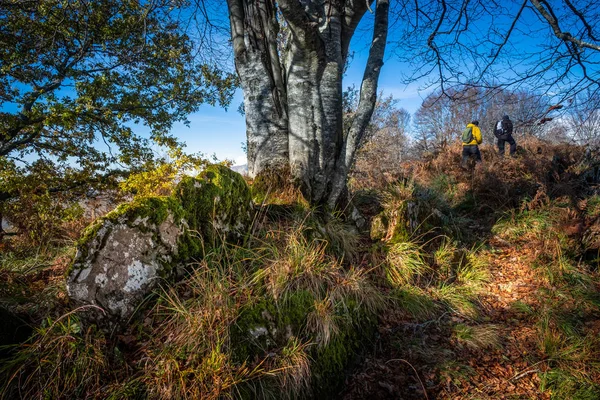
top-left (370, 214), bottom-right (388, 241)
top-left (70, 164), bottom-right (254, 273)
top-left (231, 290), bottom-right (314, 362)
top-left (232, 292), bottom-right (377, 398)
top-left (311, 300), bottom-right (377, 397)
top-left (77, 196), bottom-right (184, 247)
top-left (175, 164), bottom-right (253, 246)
top-left (67, 196), bottom-right (185, 276)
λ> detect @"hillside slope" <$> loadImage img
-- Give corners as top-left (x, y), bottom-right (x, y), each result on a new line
top-left (1, 139), bottom-right (600, 399)
top-left (343, 139), bottom-right (600, 399)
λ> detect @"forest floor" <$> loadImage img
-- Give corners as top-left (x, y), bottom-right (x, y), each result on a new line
top-left (2, 140), bottom-right (600, 399)
top-left (342, 144), bottom-right (600, 399)
top-left (342, 236), bottom-right (574, 399)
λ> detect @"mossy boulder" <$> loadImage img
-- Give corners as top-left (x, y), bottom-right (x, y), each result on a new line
top-left (371, 184), bottom-right (452, 243)
top-left (67, 166), bottom-right (255, 324)
top-left (232, 291), bottom-right (375, 398)
top-left (67, 197), bottom-right (186, 321)
top-left (175, 164), bottom-right (253, 245)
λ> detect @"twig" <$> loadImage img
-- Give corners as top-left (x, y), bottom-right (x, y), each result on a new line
top-left (386, 358), bottom-right (430, 400)
top-left (509, 360), bottom-right (548, 381)
top-left (510, 368), bottom-right (539, 381)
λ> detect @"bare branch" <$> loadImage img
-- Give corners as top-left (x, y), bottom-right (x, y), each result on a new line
top-left (530, 0), bottom-right (600, 51)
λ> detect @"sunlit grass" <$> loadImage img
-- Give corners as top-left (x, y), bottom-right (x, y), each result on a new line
top-left (454, 323), bottom-right (500, 350)
top-left (492, 209), bottom-right (552, 242)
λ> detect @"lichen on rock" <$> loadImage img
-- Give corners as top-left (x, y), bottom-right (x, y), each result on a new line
top-left (66, 166), bottom-right (255, 324)
top-left (67, 196), bottom-right (186, 321)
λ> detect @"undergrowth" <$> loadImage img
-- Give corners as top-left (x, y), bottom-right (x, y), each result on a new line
top-left (2, 140), bottom-right (600, 399)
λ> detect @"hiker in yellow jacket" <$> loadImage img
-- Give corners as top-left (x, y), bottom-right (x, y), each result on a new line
top-left (461, 120), bottom-right (482, 168)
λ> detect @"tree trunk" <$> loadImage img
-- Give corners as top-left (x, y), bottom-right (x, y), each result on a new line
top-left (227, 0), bottom-right (289, 178)
top-left (284, 4), bottom-right (344, 204)
top-left (228, 0), bottom-right (389, 209)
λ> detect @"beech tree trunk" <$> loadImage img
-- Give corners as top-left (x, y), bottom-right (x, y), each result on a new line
top-left (227, 0), bottom-right (389, 209)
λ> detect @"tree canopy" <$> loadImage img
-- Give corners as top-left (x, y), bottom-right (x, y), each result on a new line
top-left (0, 0), bottom-right (236, 198)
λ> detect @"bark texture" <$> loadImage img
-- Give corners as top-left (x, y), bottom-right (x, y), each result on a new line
top-left (228, 0), bottom-right (389, 208)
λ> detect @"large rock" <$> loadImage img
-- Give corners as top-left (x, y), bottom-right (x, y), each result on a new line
top-left (175, 164), bottom-right (253, 244)
top-left (67, 165), bottom-right (253, 323)
top-left (67, 197), bottom-right (185, 321)
top-left (370, 183), bottom-right (451, 242)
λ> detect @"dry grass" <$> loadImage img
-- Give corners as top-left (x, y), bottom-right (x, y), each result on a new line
top-left (3, 139), bottom-right (600, 400)
top-left (0, 311), bottom-right (111, 400)
top-left (454, 323), bottom-right (501, 350)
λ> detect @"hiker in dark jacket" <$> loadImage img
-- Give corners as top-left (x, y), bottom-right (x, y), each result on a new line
top-left (461, 120), bottom-right (482, 168)
top-left (495, 115), bottom-right (516, 156)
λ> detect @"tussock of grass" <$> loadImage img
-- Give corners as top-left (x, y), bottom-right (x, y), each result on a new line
top-left (140, 261), bottom-right (259, 400)
top-left (510, 300), bottom-right (535, 317)
top-left (307, 297), bottom-right (340, 347)
top-left (492, 208), bottom-right (553, 242)
top-left (434, 284), bottom-right (480, 318)
top-left (454, 323), bottom-right (500, 350)
top-left (253, 231), bottom-right (336, 300)
top-left (275, 336), bottom-right (312, 396)
top-left (457, 250), bottom-right (489, 287)
top-left (539, 369), bottom-right (600, 400)
top-left (385, 237), bottom-right (488, 320)
top-left (433, 239), bottom-right (459, 276)
top-left (385, 241), bottom-right (428, 286)
top-left (0, 312), bottom-right (110, 400)
top-left (320, 215), bottom-right (361, 261)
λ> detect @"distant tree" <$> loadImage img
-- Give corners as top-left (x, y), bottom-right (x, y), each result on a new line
top-left (567, 90), bottom-right (600, 146)
top-left (351, 92), bottom-right (411, 187)
top-left (396, 0), bottom-right (600, 110)
top-left (412, 86), bottom-right (552, 152)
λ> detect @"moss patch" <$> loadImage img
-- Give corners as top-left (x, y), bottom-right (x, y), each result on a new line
top-left (232, 291), bottom-right (376, 397)
top-left (175, 164), bottom-right (253, 246)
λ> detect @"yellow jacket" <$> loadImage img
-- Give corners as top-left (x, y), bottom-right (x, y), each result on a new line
top-left (462, 123), bottom-right (482, 146)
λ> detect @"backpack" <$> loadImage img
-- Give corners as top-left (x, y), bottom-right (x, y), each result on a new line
top-left (494, 120), bottom-right (503, 138)
top-left (461, 126), bottom-right (473, 144)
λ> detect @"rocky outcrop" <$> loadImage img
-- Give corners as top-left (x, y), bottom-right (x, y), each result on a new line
top-left (66, 165), bottom-right (253, 323)
top-left (66, 197), bottom-right (185, 321)
top-left (175, 164), bottom-right (253, 244)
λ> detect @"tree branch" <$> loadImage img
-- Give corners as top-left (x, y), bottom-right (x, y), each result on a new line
top-left (530, 0), bottom-right (600, 51)
top-left (226, 0), bottom-right (247, 59)
top-left (328, 0), bottom-right (389, 208)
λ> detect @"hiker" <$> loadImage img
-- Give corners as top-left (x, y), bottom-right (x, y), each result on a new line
top-left (495, 115), bottom-right (516, 156)
top-left (461, 120), bottom-right (482, 168)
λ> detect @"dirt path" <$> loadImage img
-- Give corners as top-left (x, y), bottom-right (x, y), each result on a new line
top-left (342, 238), bottom-right (560, 400)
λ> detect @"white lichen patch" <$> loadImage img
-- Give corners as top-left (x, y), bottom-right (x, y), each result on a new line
top-left (249, 326), bottom-right (269, 339)
top-left (67, 209), bottom-right (183, 322)
top-left (66, 283), bottom-right (88, 301)
top-left (123, 260), bottom-right (157, 293)
top-left (95, 273), bottom-right (108, 287)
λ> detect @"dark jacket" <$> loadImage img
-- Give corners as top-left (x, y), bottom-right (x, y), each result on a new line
top-left (494, 118), bottom-right (513, 140)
